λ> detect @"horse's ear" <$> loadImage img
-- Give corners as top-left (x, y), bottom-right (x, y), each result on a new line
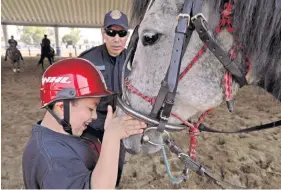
top-left (131, 0), bottom-right (151, 25)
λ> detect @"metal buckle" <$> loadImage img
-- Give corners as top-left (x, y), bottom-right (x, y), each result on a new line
top-left (177, 13), bottom-right (190, 27)
top-left (191, 13), bottom-right (207, 23)
top-left (160, 110), bottom-right (169, 121)
top-left (142, 127), bottom-right (170, 146)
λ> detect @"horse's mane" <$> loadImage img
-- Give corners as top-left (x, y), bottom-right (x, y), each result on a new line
top-left (131, 0), bottom-right (281, 100)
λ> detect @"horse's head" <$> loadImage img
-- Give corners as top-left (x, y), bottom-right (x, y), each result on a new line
top-left (119, 0), bottom-right (281, 154)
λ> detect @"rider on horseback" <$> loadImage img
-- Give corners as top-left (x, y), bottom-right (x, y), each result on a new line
top-left (38, 34), bottom-right (53, 65)
top-left (4, 35), bottom-right (23, 61)
top-left (41, 34), bottom-right (51, 48)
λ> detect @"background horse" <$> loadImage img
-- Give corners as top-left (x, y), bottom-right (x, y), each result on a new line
top-left (120, 0), bottom-right (281, 155)
top-left (6, 46), bottom-right (24, 72)
top-left (39, 45), bottom-right (55, 71)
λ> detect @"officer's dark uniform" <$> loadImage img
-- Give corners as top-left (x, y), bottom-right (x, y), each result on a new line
top-left (79, 10), bottom-right (130, 187)
top-left (38, 36), bottom-right (52, 65)
top-left (42, 38), bottom-right (51, 47)
top-left (79, 43), bottom-right (129, 187)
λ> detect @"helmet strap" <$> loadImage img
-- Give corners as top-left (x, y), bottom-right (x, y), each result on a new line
top-left (46, 100), bottom-right (72, 135)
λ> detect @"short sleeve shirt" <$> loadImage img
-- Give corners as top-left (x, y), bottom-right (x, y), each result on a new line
top-left (22, 122), bottom-right (100, 189)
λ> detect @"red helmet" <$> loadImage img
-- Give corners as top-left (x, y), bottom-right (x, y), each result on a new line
top-left (40, 58), bottom-right (112, 107)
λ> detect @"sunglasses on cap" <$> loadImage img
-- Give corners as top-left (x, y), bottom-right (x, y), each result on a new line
top-left (105, 28), bottom-right (128, 38)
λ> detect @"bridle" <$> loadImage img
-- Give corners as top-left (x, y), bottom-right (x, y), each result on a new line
top-left (120, 0), bottom-right (248, 144)
top-left (119, 0), bottom-right (280, 142)
top-left (117, 0), bottom-right (281, 187)
top-left (119, 0), bottom-right (281, 145)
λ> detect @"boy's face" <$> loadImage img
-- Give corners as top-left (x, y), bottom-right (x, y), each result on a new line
top-left (68, 97), bottom-right (100, 136)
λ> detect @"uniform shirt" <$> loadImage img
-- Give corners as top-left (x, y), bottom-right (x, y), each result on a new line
top-left (79, 44), bottom-right (129, 130)
top-left (22, 122), bottom-right (100, 189)
top-left (42, 38), bottom-right (51, 47)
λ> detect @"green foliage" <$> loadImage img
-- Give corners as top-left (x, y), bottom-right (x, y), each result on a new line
top-left (19, 26), bottom-right (47, 45)
top-left (62, 28), bottom-right (80, 46)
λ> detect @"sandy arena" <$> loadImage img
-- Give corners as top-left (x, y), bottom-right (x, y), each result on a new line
top-left (1, 57), bottom-right (281, 188)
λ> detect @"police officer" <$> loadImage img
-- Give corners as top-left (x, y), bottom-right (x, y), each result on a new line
top-left (8, 35), bottom-right (18, 46)
top-left (79, 10), bottom-right (130, 187)
top-left (38, 34), bottom-right (52, 65)
top-left (41, 34), bottom-right (51, 48)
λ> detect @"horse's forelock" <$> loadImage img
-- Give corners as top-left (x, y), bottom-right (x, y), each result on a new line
top-left (131, 0), bottom-right (151, 25)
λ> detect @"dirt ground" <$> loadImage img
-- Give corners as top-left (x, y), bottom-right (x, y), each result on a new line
top-left (1, 57), bottom-right (281, 189)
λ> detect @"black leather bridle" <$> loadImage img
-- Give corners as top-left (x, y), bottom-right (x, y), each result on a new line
top-left (117, 0), bottom-right (281, 187)
top-left (118, 0), bottom-right (280, 133)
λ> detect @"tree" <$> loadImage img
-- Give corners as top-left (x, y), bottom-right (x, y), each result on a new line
top-left (62, 28), bottom-right (80, 46)
top-left (19, 26), bottom-right (47, 45)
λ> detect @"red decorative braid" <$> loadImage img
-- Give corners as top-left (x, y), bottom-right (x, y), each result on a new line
top-left (170, 112), bottom-right (194, 128)
top-left (188, 109), bottom-right (212, 159)
top-left (189, 126), bottom-right (200, 159)
top-left (216, 0), bottom-right (235, 103)
top-left (223, 72), bottom-right (233, 101)
top-left (179, 44), bottom-right (207, 80)
top-left (125, 79), bottom-right (156, 105)
top-left (216, 0), bottom-right (234, 33)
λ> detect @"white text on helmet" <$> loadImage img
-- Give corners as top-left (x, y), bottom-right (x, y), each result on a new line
top-left (42, 77), bottom-right (71, 84)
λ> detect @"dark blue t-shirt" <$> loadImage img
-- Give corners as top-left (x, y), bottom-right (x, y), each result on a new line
top-left (22, 122), bottom-right (100, 189)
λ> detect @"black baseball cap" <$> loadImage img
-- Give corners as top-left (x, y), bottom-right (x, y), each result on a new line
top-left (104, 10), bottom-right (129, 31)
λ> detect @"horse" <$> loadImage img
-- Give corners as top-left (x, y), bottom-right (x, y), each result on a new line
top-left (38, 45), bottom-right (55, 71)
top-left (5, 45), bottom-right (24, 72)
top-left (116, 0), bottom-right (281, 185)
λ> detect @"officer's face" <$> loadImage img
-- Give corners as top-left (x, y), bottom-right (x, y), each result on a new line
top-left (69, 98), bottom-right (100, 136)
top-left (102, 25), bottom-right (129, 56)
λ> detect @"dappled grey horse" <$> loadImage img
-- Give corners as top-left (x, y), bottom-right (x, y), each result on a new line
top-left (6, 45), bottom-right (24, 72)
top-left (118, 0), bottom-right (281, 163)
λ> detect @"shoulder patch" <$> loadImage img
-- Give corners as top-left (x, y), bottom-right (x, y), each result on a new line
top-left (95, 65), bottom-right (105, 70)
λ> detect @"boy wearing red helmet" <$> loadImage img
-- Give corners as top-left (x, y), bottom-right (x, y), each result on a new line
top-left (22, 58), bottom-right (146, 189)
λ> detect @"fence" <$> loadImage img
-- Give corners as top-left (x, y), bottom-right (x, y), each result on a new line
top-left (1, 45), bottom-right (98, 58)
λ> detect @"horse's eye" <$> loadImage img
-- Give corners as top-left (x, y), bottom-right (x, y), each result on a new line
top-left (142, 33), bottom-right (160, 46)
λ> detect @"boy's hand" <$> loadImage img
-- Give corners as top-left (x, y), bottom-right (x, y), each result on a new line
top-left (104, 105), bottom-right (147, 139)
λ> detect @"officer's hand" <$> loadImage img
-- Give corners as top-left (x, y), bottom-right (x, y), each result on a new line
top-left (104, 105), bottom-right (146, 139)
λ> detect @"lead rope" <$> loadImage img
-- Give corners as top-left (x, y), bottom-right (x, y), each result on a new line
top-left (161, 143), bottom-right (188, 184)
